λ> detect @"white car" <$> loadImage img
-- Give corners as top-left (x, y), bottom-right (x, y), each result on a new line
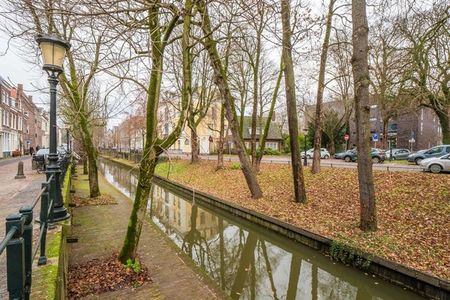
top-left (419, 153), bottom-right (450, 173)
top-left (302, 148), bottom-right (330, 159)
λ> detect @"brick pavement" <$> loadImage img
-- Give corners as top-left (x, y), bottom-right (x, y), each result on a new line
top-left (0, 156), bottom-right (46, 299)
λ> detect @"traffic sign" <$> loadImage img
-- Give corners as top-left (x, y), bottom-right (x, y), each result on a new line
top-left (372, 133), bottom-right (379, 142)
top-left (344, 134), bottom-right (349, 141)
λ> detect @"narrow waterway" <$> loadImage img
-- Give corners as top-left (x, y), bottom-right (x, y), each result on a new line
top-left (99, 159), bottom-right (425, 300)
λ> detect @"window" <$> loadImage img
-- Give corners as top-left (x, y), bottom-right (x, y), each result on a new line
top-left (427, 147), bottom-right (443, 155)
top-left (266, 142), bottom-right (278, 150)
top-left (446, 147), bottom-right (450, 153)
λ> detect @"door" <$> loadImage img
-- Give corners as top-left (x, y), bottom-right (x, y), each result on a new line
top-left (199, 137), bottom-right (209, 155)
top-left (441, 154), bottom-right (450, 171)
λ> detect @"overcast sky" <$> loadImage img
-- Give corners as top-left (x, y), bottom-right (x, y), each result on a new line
top-left (0, 32), bottom-right (49, 109)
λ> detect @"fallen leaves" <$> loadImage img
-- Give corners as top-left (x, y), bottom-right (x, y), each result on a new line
top-left (68, 254), bottom-right (151, 299)
top-left (156, 160), bottom-right (450, 280)
top-left (72, 194), bottom-right (117, 207)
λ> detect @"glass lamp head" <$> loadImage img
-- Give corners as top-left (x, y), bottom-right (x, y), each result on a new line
top-left (36, 34), bottom-right (70, 73)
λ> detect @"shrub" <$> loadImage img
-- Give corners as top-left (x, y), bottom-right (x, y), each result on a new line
top-left (231, 163), bottom-right (241, 170)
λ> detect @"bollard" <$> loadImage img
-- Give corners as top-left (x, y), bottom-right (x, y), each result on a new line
top-left (15, 161), bottom-right (26, 179)
top-left (19, 206), bottom-right (33, 300)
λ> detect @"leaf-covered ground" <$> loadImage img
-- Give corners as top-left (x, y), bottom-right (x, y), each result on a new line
top-left (155, 160), bottom-right (450, 280)
top-left (71, 194), bottom-right (117, 207)
top-left (68, 254), bottom-right (151, 299)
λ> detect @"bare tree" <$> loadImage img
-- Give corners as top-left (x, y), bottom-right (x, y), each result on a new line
top-left (351, 0), bottom-right (377, 231)
top-left (196, 0), bottom-right (263, 199)
top-left (280, 0), bottom-right (307, 203)
top-left (311, 0), bottom-right (337, 174)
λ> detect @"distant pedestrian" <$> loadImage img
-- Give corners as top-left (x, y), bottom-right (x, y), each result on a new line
top-left (30, 146), bottom-right (34, 156)
top-left (36, 145), bottom-right (40, 151)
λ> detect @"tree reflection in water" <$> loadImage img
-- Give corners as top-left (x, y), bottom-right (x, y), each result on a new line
top-left (99, 159), bottom-right (425, 300)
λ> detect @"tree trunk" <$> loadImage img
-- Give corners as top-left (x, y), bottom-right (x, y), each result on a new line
top-left (351, 0), bottom-right (377, 231)
top-left (280, 0), bottom-right (307, 203)
top-left (198, 0), bottom-right (262, 199)
top-left (119, 149), bottom-right (157, 262)
top-left (250, 32), bottom-right (262, 169)
top-left (120, 0), bottom-right (184, 262)
top-left (312, 0), bottom-right (335, 174)
top-left (382, 118), bottom-right (389, 149)
top-left (80, 114), bottom-right (100, 198)
top-left (83, 157), bottom-right (88, 175)
top-left (329, 139), bottom-right (335, 155)
top-left (255, 61), bottom-right (284, 172)
top-left (217, 103), bottom-right (225, 169)
top-left (190, 123), bottom-right (199, 163)
top-left (87, 149), bottom-right (100, 198)
top-left (435, 108), bottom-right (450, 144)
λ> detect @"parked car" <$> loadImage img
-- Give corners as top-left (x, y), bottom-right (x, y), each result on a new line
top-left (407, 145), bottom-right (450, 165)
top-left (420, 153), bottom-right (450, 173)
top-left (384, 148), bottom-right (411, 160)
top-left (334, 149), bottom-right (355, 160)
top-left (335, 148), bottom-right (385, 163)
top-left (32, 148), bottom-right (66, 165)
top-left (302, 148), bottom-right (330, 159)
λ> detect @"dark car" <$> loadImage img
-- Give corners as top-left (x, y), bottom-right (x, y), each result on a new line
top-left (407, 145), bottom-right (450, 165)
top-left (336, 148), bottom-right (385, 163)
top-left (385, 148), bottom-right (411, 160)
top-left (334, 149), bottom-right (356, 160)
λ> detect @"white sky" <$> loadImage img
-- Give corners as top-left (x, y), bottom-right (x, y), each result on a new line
top-left (0, 33), bottom-right (49, 109)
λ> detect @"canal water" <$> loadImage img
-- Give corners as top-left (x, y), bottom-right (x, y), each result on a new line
top-left (99, 159), bottom-right (425, 300)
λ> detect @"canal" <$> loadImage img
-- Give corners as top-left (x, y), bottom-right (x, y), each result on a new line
top-left (99, 158), bottom-right (425, 300)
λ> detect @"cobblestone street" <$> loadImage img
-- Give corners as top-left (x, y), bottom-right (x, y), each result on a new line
top-left (0, 156), bottom-right (45, 299)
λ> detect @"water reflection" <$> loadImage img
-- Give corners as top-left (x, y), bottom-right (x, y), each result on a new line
top-left (99, 159), bottom-right (424, 300)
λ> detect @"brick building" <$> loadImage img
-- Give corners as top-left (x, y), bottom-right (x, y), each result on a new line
top-left (0, 77), bottom-right (22, 157)
top-left (305, 99), bottom-right (443, 152)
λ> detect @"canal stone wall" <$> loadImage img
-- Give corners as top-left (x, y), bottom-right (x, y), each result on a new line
top-left (152, 175), bottom-right (450, 300)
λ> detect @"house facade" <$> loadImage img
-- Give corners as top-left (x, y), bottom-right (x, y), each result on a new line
top-left (0, 77), bottom-right (22, 157)
top-left (225, 116), bottom-right (284, 153)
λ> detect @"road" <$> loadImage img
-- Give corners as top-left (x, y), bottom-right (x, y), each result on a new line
top-left (163, 153), bottom-right (423, 172)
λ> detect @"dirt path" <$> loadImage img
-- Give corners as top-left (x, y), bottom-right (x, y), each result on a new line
top-left (68, 169), bottom-right (224, 299)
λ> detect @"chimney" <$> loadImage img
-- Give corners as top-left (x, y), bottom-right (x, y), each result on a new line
top-left (28, 95), bottom-right (33, 103)
top-left (18, 84), bottom-right (23, 93)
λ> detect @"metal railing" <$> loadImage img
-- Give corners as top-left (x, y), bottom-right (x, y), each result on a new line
top-left (0, 154), bottom-right (71, 300)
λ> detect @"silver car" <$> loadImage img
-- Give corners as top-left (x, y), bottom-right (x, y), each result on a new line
top-left (420, 153), bottom-right (450, 173)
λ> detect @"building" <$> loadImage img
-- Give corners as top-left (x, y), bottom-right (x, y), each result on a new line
top-left (0, 77), bottom-right (22, 157)
top-left (225, 116), bottom-right (284, 153)
top-left (305, 98), bottom-right (443, 151)
top-left (157, 95), bottom-right (223, 155)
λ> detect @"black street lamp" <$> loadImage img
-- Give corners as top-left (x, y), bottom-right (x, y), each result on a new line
top-left (36, 34), bottom-right (71, 221)
top-left (303, 128), bottom-right (308, 166)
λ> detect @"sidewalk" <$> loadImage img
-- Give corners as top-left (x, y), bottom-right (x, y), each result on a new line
top-left (69, 168), bottom-right (224, 299)
top-left (0, 156), bottom-right (46, 298)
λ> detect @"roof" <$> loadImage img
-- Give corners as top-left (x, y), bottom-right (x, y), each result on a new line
top-left (239, 116), bottom-right (283, 140)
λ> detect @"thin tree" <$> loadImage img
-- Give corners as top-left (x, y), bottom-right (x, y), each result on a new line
top-left (312, 0), bottom-right (337, 174)
top-left (196, 0), bottom-right (263, 199)
top-left (351, 0), bottom-right (377, 231)
top-left (280, 0), bottom-right (307, 203)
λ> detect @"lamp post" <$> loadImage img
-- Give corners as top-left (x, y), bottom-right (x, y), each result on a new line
top-left (36, 34), bottom-right (71, 221)
top-left (303, 128), bottom-right (308, 166)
